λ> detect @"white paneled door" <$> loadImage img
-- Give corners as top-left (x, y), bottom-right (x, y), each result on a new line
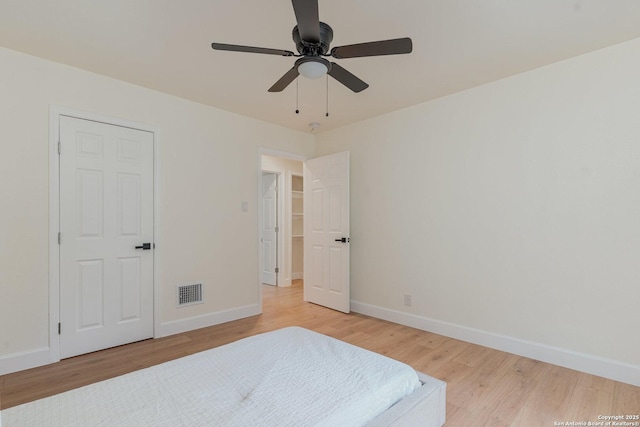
top-left (261, 172), bottom-right (278, 285)
top-left (59, 116), bottom-right (154, 359)
top-left (303, 151), bottom-right (350, 313)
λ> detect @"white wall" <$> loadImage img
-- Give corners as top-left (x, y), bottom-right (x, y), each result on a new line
top-left (316, 38), bottom-right (640, 383)
top-left (0, 47), bottom-right (314, 370)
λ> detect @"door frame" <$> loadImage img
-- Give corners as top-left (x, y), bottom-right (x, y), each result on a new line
top-left (48, 105), bottom-right (162, 363)
top-left (257, 148), bottom-right (306, 306)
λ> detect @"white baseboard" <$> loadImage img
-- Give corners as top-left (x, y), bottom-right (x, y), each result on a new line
top-left (278, 278), bottom-right (292, 287)
top-left (292, 272), bottom-right (303, 280)
top-left (351, 300), bottom-right (640, 387)
top-left (160, 304), bottom-right (261, 337)
top-left (0, 305), bottom-right (261, 376)
top-left (0, 347), bottom-right (52, 376)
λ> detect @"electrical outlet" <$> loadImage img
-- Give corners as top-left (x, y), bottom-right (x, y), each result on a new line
top-left (403, 294), bottom-right (412, 307)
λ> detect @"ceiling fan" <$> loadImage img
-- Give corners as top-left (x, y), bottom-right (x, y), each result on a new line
top-left (211, 0), bottom-right (413, 93)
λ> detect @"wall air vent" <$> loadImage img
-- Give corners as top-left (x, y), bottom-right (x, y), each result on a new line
top-left (177, 283), bottom-right (203, 307)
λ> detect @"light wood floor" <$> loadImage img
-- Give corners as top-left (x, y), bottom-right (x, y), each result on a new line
top-left (1, 281), bottom-right (638, 426)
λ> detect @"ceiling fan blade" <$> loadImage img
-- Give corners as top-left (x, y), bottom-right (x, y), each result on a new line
top-left (328, 63), bottom-right (369, 93)
top-left (330, 37), bottom-right (412, 59)
top-left (211, 42), bottom-right (295, 57)
top-left (291, 0), bottom-right (320, 43)
top-left (268, 67), bottom-right (300, 92)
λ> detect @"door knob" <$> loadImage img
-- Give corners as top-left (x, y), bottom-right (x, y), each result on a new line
top-left (135, 243), bottom-right (152, 250)
top-left (334, 237), bottom-right (350, 243)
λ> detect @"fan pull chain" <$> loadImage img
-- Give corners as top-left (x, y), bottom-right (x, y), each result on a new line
top-left (325, 74), bottom-right (329, 117)
top-left (295, 79), bottom-right (300, 114)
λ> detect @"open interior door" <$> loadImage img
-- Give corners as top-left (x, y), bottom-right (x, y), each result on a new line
top-left (303, 151), bottom-right (350, 313)
top-left (261, 172), bottom-right (278, 285)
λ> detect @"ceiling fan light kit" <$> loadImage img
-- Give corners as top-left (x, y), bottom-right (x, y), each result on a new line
top-left (211, 0), bottom-right (413, 95)
top-left (297, 57), bottom-right (330, 79)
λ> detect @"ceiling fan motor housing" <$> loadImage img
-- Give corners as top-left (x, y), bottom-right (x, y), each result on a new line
top-left (293, 21), bottom-right (334, 56)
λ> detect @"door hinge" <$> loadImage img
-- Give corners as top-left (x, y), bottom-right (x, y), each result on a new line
top-left (275, 226), bottom-right (279, 233)
top-left (58, 323), bottom-right (61, 335)
top-left (58, 232), bottom-right (61, 245)
top-left (57, 141), bottom-right (61, 155)
top-left (275, 267), bottom-right (279, 273)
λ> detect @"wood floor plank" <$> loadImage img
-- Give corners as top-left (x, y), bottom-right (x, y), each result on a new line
top-left (612, 382), bottom-right (640, 415)
top-left (512, 363), bottom-right (581, 426)
top-left (1, 281), bottom-right (638, 427)
top-left (562, 373), bottom-right (615, 421)
top-left (413, 337), bottom-right (470, 374)
top-left (448, 351), bottom-right (519, 412)
top-left (466, 356), bottom-right (546, 426)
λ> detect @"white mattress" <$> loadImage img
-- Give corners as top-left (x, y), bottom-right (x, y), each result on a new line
top-left (1, 327), bottom-right (421, 427)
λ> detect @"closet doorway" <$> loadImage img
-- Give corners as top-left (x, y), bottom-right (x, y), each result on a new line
top-left (260, 153), bottom-right (304, 289)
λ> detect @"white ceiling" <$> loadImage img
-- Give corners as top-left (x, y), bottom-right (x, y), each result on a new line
top-left (2, 1), bottom-right (640, 133)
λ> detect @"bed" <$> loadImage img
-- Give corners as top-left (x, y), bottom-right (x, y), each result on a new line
top-left (1, 327), bottom-right (446, 426)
